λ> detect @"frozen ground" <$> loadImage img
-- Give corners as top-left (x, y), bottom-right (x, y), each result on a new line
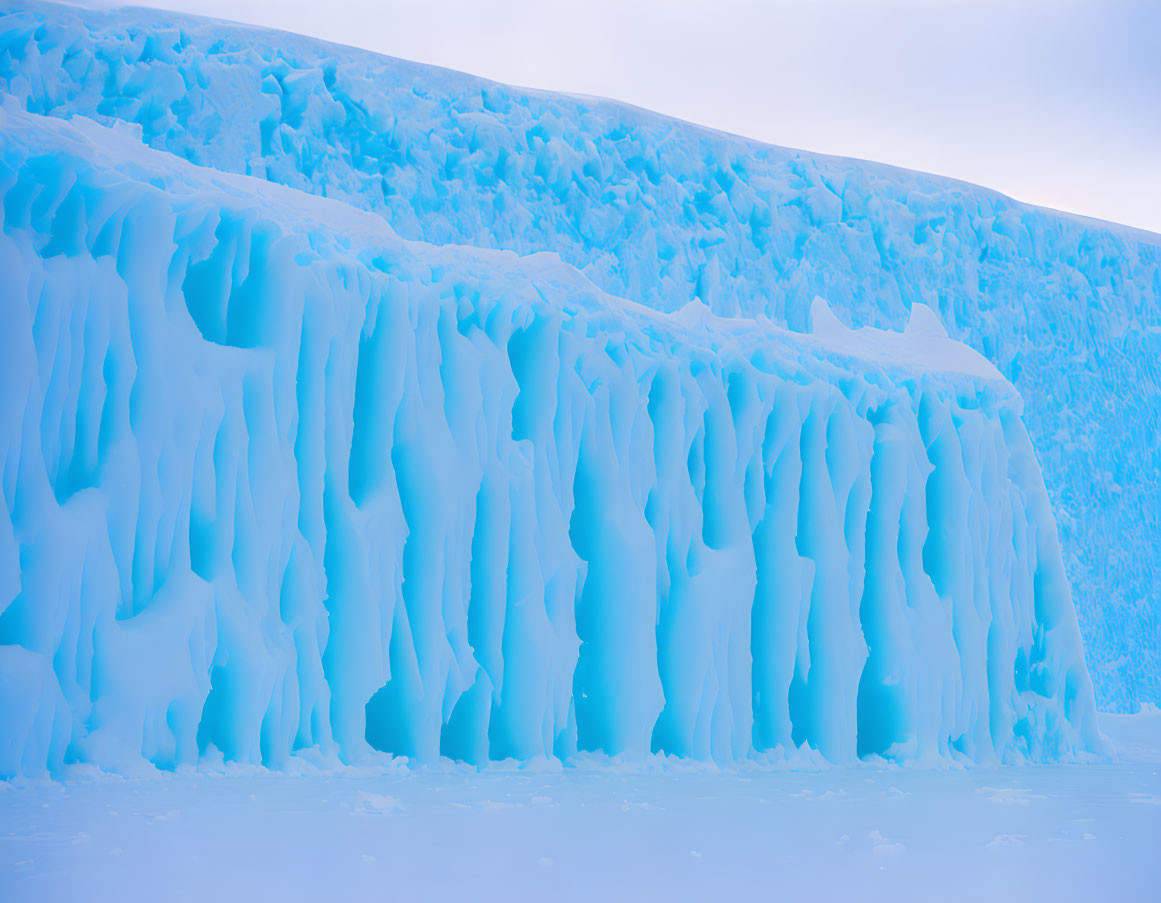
top-left (2, 708), bottom-right (1158, 902)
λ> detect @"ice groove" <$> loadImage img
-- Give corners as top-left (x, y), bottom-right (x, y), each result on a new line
top-left (0, 105), bottom-right (1104, 774)
top-left (3, 0), bottom-right (1154, 711)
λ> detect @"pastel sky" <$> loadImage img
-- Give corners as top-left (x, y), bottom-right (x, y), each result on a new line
top-left (92, 0), bottom-right (1160, 234)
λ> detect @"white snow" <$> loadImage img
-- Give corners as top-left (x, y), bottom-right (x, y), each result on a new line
top-left (0, 709), bottom-right (1156, 902)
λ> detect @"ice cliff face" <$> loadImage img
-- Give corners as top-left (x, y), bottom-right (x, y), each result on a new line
top-left (0, 100), bottom-right (1104, 775)
top-left (1, 1), bottom-right (1156, 714)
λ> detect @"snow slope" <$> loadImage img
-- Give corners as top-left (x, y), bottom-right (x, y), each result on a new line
top-left (0, 97), bottom-right (1104, 775)
top-left (0, 0), bottom-right (1155, 713)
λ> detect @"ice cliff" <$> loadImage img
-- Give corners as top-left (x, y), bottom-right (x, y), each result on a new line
top-left (0, 95), bottom-right (1106, 775)
top-left (1, 0), bottom-right (1155, 715)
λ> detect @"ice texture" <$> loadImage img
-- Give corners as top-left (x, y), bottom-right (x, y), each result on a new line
top-left (0, 1), bottom-right (1155, 714)
top-left (0, 98), bottom-right (1105, 776)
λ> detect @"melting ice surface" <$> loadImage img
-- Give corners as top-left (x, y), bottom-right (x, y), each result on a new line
top-left (2, 5), bottom-right (1158, 899)
top-left (2, 0), bottom-right (1158, 715)
top-left (0, 94), bottom-right (1105, 775)
top-left (5, 0), bottom-right (1161, 778)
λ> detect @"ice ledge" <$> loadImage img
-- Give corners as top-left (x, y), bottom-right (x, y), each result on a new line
top-left (0, 101), bottom-right (1008, 385)
top-left (808, 297), bottom-right (1002, 382)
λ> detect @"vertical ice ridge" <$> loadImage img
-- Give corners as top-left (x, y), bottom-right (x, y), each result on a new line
top-left (0, 105), bottom-right (1106, 775)
top-left (2, 0), bottom-right (1152, 712)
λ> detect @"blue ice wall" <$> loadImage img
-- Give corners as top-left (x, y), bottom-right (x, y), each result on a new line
top-left (0, 1), bottom-right (1154, 712)
top-left (0, 104), bottom-right (1103, 775)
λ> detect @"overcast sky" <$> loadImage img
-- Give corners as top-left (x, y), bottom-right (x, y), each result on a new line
top-left (100, 0), bottom-right (1159, 233)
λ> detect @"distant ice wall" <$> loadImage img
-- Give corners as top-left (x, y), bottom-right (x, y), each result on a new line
top-left (0, 1), bottom-right (1155, 712)
top-left (0, 106), bottom-right (1103, 775)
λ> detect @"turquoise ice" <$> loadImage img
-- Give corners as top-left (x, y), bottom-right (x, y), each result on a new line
top-left (0, 0), bottom-right (1153, 775)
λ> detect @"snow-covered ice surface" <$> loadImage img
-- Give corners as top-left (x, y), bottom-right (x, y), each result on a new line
top-left (0, 708), bottom-right (1159, 902)
top-left (1, 0), bottom-right (1157, 713)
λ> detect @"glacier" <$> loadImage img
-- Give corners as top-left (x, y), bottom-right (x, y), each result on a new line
top-left (0, 90), bottom-right (1105, 774)
top-left (0, 0), bottom-right (1156, 718)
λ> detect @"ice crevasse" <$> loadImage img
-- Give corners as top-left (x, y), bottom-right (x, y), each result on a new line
top-left (0, 102), bottom-right (1104, 775)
